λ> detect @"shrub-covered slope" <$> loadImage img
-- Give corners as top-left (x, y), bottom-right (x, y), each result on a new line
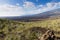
top-left (0, 19), bottom-right (60, 40)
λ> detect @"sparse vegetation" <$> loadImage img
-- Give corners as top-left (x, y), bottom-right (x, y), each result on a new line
top-left (0, 18), bottom-right (60, 40)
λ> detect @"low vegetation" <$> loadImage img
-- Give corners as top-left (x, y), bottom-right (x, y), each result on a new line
top-left (0, 19), bottom-right (60, 40)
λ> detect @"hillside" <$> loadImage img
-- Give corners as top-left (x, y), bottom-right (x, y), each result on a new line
top-left (0, 18), bottom-right (60, 40)
top-left (0, 9), bottom-right (60, 40)
top-left (22, 8), bottom-right (60, 19)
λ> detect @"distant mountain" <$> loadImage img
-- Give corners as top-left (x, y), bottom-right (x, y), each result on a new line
top-left (20, 8), bottom-right (60, 19)
top-left (18, 8), bottom-right (60, 21)
top-left (0, 8), bottom-right (60, 21)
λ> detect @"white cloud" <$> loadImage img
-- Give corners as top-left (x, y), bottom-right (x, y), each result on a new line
top-left (16, 3), bottom-right (20, 6)
top-left (23, 1), bottom-right (36, 9)
top-left (0, 4), bottom-right (25, 17)
top-left (0, 1), bottom-right (60, 17)
top-left (26, 2), bottom-right (60, 15)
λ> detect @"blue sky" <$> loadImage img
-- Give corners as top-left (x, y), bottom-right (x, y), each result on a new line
top-left (0, 0), bottom-right (60, 17)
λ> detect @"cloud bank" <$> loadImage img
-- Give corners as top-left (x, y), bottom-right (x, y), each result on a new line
top-left (0, 1), bottom-right (60, 17)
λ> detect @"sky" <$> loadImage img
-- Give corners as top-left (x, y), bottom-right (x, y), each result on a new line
top-left (0, 0), bottom-right (60, 17)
